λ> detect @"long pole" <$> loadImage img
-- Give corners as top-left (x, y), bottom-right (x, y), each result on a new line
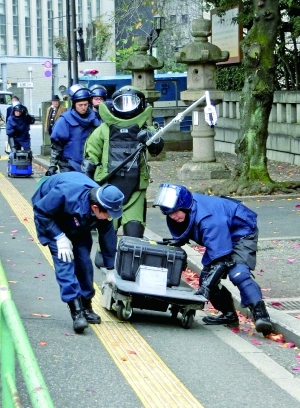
top-left (66, 0), bottom-right (72, 86)
top-left (71, 0), bottom-right (78, 83)
top-left (51, 10), bottom-right (54, 96)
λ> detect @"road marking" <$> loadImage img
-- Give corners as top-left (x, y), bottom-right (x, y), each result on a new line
top-left (0, 173), bottom-right (204, 408)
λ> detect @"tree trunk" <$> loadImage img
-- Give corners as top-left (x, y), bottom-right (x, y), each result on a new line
top-left (213, 1), bottom-right (287, 195)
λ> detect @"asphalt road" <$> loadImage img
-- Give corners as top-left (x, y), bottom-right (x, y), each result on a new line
top-left (1, 159), bottom-right (300, 407)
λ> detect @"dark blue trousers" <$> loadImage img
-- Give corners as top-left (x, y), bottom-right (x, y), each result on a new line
top-left (48, 231), bottom-right (95, 303)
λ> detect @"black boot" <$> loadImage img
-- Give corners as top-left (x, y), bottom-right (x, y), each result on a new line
top-left (94, 250), bottom-right (104, 269)
top-left (249, 300), bottom-right (273, 335)
top-left (202, 286), bottom-right (239, 327)
top-left (81, 297), bottom-right (101, 324)
top-left (203, 312), bottom-right (239, 326)
top-left (67, 298), bottom-right (88, 333)
top-left (123, 221), bottom-right (144, 238)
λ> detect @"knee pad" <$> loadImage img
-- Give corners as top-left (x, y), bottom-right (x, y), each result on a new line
top-left (228, 263), bottom-right (251, 286)
top-left (229, 264), bottom-right (262, 306)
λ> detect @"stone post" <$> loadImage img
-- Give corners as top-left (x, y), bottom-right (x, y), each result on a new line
top-left (176, 18), bottom-right (231, 179)
top-left (121, 35), bottom-right (165, 158)
top-left (121, 36), bottom-right (163, 107)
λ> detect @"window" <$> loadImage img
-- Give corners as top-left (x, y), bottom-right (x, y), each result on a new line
top-left (24, 0), bottom-right (31, 55)
top-left (0, 0), bottom-right (6, 55)
top-left (36, 0), bottom-right (42, 55)
top-left (182, 15), bottom-right (188, 24)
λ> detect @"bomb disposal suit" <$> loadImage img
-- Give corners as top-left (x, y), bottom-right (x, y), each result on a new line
top-left (83, 86), bottom-right (164, 237)
top-left (153, 183), bottom-right (273, 335)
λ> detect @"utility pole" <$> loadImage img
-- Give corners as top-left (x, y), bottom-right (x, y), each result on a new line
top-left (71, 0), bottom-right (78, 84)
top-left (66, 0), bottom-right (72, 87)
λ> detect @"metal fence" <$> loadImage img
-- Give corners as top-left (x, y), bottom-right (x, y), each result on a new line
top-left (0, 259), bottom-right (54, 408)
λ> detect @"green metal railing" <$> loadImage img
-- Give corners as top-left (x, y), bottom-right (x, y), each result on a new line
top-left (0, 259), bottom-right (55, 408)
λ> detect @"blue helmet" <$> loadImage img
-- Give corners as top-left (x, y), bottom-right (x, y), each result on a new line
top-left (153, 183), bottom-right (193, 215)
top-left (90, 84), bottom-right (107, 99)
top-left (68, 84), bottom-right (91, 102)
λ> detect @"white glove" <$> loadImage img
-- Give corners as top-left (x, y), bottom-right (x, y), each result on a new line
top-left (104, 268), bottom-right (117, 285)
top-left (56, 233), bottom-right (74, 263)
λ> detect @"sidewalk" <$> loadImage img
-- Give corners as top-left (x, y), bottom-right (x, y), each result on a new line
top-left (32, 152), bottom-right (300, 347)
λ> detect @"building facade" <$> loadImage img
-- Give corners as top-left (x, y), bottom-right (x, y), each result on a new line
top-left (0, 0), bottom-right (115, 115)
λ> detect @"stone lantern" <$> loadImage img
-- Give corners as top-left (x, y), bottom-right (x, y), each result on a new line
top-left (175, 17), bottom-right (231, 180)
top-left (121, 35), bottom-right (164, 106)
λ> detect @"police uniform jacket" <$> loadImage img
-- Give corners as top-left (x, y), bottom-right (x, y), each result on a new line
top-left (32, 172), bottom-right (104, 245)
top-left (50, 108), bottom-right (100, 172)
top-left (167, 194), bottom-right (258, 266)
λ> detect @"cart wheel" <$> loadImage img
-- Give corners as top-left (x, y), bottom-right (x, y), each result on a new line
top-left (117, 302), bottom-right (133, 321)
top-left (181, 310), bottom-right (195, 329)
top-left (169, 306), bottom-right (180, 319)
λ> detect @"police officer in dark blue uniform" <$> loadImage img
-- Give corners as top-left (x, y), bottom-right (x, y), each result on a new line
top-left (90, 84), bottom-right (107, 121)
top-left (32, 172), bottom-right (124, 333)
top-left (153, 183), bottom-right (273, 335)
top-left (45, 84), bottom-right (101, 176)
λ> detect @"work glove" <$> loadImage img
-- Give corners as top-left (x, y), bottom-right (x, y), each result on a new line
top-left (103, 267), bottom-right (117, 285)
top-left (45, 165), bottom-right (58, 176)
top-left (157, 238), bottom-right (189, 247)
top-left (81, 159), bottom-right (96, 179)
top-left (56, 233), bottom-right (74, 263)
top-left (137, 129), bottom-right (155, 144)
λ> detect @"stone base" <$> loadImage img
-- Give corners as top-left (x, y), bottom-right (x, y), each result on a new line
top-left (40, 145), bottom-right (51, 156)
top-left (178, 161), bottom-right (231, 180)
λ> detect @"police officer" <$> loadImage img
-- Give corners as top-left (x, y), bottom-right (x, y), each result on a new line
top-left (45, 84), bottom-right (100, 175)
top-left (6, 104), bottom-right (33, 152)
top-left (82, 86), bottom-right (164, 268)
top-left (32, 172), bottom-right (124, 333)
top-left (153, 183), bottom-right (273, 335)
top-left (90, 84), bottom-right (107, 121)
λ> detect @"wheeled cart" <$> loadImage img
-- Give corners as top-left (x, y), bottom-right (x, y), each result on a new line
top-left (7, 150), bottom-right (32, 177)
top-left (99, 237), bottom-right (207, 329)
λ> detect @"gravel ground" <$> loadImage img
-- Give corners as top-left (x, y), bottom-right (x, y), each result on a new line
top-left (146, 151), bottom-right (300, 201)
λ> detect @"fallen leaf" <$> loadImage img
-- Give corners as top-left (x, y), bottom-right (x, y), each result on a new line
top-left (11, 229), bottom-right (18, 233)
top-left (31, 313), bottom-right (51, 318)
top-left (271, 301), bottom-right (283, 307)
top-left (127, 350), bottom-right (137, 355)
top-left (37, 297), bottom-right (43, 300)
top-left (267, 333), bottom-right (284, 342)
top-left (261, 288), bottom-right (271, 292)
top-left (8, 280), bottom-right (18, 283)
top-left (40, 341), bottom-right (47, 346)
top-left (292, 366), bottom-right (300, 371)
top-left (279, 342), bottom-right (295, 348)
top-left (295, 315), bottom-right (300, 319)
top-left (121, 356), bottom-right (127, 361)
top-left (287, 258), bottom-right (296, 263)
top-left (252, 339), bottom-right (262, 345)
top-left (64, 332), bottom-right (75, 336)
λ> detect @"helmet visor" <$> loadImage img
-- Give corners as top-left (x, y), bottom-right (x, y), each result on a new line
top-left (113, 94), bottom-right (140, 113)
top-left (153, 184), bottom-right (179, 214)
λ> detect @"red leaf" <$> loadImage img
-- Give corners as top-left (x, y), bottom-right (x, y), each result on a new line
top-left (252, 339), bottom-right (262, 345)
top-left (127, 349), bottom-right (137, 355)
top-left (271, 301), bottom-right (283, 307)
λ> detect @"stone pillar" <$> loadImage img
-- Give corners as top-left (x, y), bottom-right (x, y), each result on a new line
top-left (176, 18), bottom-right (231, 180)
top-left (121, 36), bottom-right (163, 106)
top-left (122, 35), bottom-right (166, 159)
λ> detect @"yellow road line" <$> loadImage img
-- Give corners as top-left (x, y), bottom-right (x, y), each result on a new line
top-left (0, 173), bottom-right (204, 408)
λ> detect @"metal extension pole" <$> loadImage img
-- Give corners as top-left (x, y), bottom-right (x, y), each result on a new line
top-left (66, 0), bottom-right (72, 87)
top-left (70, 0), bottom-right (78, 83)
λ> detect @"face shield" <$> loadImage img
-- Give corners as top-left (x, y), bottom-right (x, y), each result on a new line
top-left (113, 94), bottom-right (141, 113)
top-left (153, 184), bottom-right (181, 215)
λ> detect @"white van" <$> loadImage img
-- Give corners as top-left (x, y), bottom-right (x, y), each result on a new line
top-left (0, 91), bottom-right (13, 122)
